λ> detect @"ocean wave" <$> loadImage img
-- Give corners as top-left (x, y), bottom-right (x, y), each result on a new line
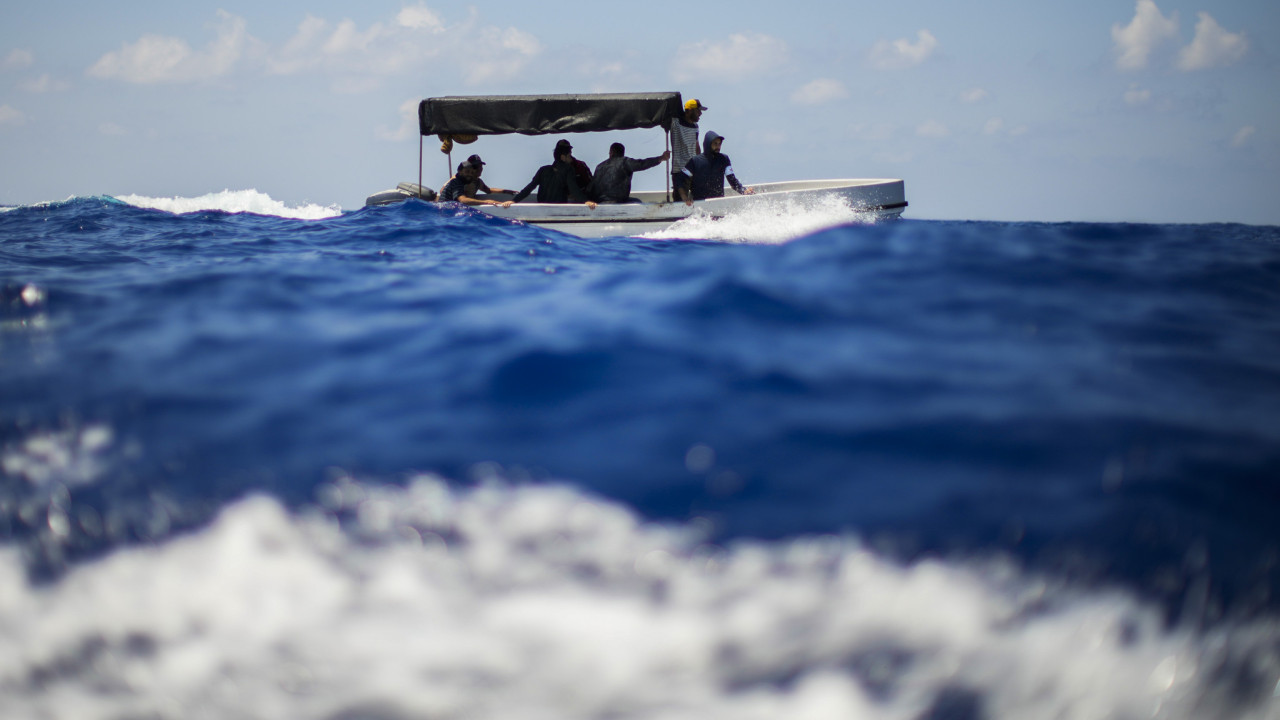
top-left (2, 476), bottom-right (1274, 720)
top-left (112, 189), bottom-right (343, 220)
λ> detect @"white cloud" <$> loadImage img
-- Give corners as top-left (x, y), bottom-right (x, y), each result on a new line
top-left (88, 10), bottom-right (248, 83)
top-left (916, 120), bottom-right (950, 138)
top-left (1123, 83), bottom-right (1152, 106)
top-left (1230, 126), bottom-right (1255, 148)
top-left (463, 27), bottom-right (542, 85)
top-left (869, 30), bottom-right (937, 70)
top-left (790, 78), bottom-right (848, 106)
top-left (1177, 12), bottom-right (1247, 70)
top-left (396, 5), bottom-right (445, 32)
top-left (960, 88), bottom-right (989, 104)
top-left (3, 49), bottom-right (34, 71)
top-left (267, 15), bottom-right (328, 75)
top-left (323, 19), bottom-right (380, 55)
top-left (376, 99), bottom-right (420, 142)
top-left (672, 33), bottom-right (789, 83)
top-left (19, 73), bottom-right (69, 93)
top-left (0, 104), bottom-right (25, 126)
top-left (1112, 0), bottom-right (1178, 71)
top-left (267, 7), bottom-right (540, 87)
top-left (99, 122), bottom-right (127, 136)
top-left (85, 6), bottom-right (541, 91)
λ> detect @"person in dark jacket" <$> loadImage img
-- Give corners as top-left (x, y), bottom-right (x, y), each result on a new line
top-left (591, 143), bottom-right (671, 203)
top-left (513, 139), bottom-right (598, 207)
top-left (678, 131), bottom-right (754, 205)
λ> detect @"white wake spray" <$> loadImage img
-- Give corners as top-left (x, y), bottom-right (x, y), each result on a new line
top-left (642, 193), bottom-right (886, 244)
top-left (114, 189), bottom-right (342, 220)
top-left (1, 474), bottom-right (1275, 719)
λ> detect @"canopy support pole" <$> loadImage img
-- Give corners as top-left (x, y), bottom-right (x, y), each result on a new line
top-left (664, 130), bottom-right (671, 203)
top-left (417, 134), bottom-right (424, 199)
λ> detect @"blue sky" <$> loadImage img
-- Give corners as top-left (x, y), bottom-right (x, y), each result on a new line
top-left (2, 0), bottom-right (1276, 223)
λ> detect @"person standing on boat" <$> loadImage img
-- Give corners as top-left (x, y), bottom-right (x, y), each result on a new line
top-left (678, 131), bottom-right (754, 205)
top-left (591, 143), bottom-right (671, 203)
top-left (513, 139), bottom-right (598, 208)
top-left (440, 160), bottom-right (514, 208)
top-left (669, 99), bottom-right (705, 194)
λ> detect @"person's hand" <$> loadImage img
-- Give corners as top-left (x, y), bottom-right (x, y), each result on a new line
top-left (660, 150), bottom-right (671, 161)
top-left (499, 201), bottom-right (513, 208)
top-left (586, 201), bottom-right (597, 209)
top-left (684, 198), bottom-right (694, 207)
top-left (744, 187), bottom-right (756, 195)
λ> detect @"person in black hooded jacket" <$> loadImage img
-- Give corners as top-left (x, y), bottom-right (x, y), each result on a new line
top-left (678, 131), bottom-right (754, 205)
top-left (513, 139), bottom-right (598, 207)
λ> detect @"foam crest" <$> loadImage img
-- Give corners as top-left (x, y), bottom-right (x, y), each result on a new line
top-left (2, 477), bottom-right (1275, 719)
top-left (1, 424), bottom-right (114, 490)
top-left (114, 189), bottom-right (342, 220)
top-left (643, 193), bottom-right (885, 244)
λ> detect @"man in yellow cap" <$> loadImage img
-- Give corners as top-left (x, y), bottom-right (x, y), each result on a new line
top-left (670, 98), bottom-right (706, 195)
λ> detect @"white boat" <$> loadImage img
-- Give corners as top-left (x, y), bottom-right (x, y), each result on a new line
top-left (366, 93), bottom-right (907, 238)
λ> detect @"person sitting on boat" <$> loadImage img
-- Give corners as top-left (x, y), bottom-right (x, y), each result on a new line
top-left (591, 143), bottom-right (671, 204)
top-left (464, 154), bottom-right (515, 196)
top-left (513, 140), bottom-right (598, 208)
top-left (669, 99), bottom-right (704, 195)
top-left (678, 131), bottom-right (754, 206)
top-left (440, 161), bottom-right (514, 208)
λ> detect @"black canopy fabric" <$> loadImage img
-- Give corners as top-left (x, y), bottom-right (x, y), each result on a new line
top-left (419, 93), bottom-right (683, 137)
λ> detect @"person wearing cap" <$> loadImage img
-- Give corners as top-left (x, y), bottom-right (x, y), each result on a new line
top-left (678, 130), bottom-right (754, 205)
top-left (462, 154), bottom-right (515, 196)
top-left (439, 160), bottom-right (514, 207)
top-left (512, 139), bottom-right (598, 207)
top-left (591, 142), bottom-right (671, 204)
top-left (669, 99), bottom-right (705, 194)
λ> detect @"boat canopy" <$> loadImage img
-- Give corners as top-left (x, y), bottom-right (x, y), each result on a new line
top-left (419, 93), bottom-right (684, 137)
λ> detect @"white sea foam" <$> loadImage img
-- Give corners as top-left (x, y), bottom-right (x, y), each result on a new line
top-left (114, 189), bottom-right (343, 220)
top-left (3, 476), bottom-right (1276, 719)
top-left (642, 193), bottom-right (886, 245)
top-left (1, 424), bottom-right (115, 490)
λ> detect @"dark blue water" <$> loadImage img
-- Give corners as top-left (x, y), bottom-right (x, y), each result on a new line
top-left (2, 196), bottom-right (1279, 718)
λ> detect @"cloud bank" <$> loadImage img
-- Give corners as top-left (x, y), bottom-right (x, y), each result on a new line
top-left (869, 30), bottom-right (937, 70)
top-left (2, 49), bottom-right (34, 71)
top-left (790, 79), bottom-right (848, 106)
top-left (1112, 1), bottom-right (1246, 71)
top-left (1177, 12), bottom-right (1247, 70)
top-left (86, 5), bottom-right (542, 89)
top-left (672, 33), bottom-right (789, 83)
top-left (87, 10), bottom-right (248, 84)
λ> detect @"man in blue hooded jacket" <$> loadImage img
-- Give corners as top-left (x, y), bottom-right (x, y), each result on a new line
top-left (678, 131), bottom-right (754, 205)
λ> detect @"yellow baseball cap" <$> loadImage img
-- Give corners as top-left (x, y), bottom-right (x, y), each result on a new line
top-left (684, 99), bottom-right (708, 111)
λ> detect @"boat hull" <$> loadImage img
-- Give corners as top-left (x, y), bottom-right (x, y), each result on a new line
top-left (365, 178), bottom-right (906, 238)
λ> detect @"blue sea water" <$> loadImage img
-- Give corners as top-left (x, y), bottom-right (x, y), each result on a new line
top-left (2, 192), bottom-right (1279, 718)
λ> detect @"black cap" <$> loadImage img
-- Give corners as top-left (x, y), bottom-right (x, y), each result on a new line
top-left (555, 139), bottom-right (573, 152)
top-left (466, 154), bottom-right (485, 166)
